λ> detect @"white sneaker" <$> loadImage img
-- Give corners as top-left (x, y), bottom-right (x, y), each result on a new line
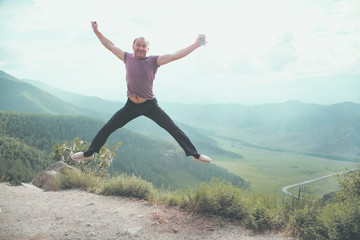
top-left (71, 152), bottom-right (94, 161)
top-left (193, 154), bottom-right (211, 164)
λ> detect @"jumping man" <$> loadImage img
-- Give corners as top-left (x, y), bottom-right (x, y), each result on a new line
top-left (71, 21), bottom-right (211, 164)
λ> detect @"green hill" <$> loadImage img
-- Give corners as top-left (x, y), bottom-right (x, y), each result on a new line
top-left (22, 78), bottom-right (120, 117)
top-left (0, 69), bottom-right (247, 189)
top-left (0, 70), bottom-right (105, 118)
top-left (0, 111), bottom-right (248, 188)
top-left (21, 71), bottom-right (360, 160)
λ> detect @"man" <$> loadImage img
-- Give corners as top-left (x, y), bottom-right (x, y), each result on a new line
top-left (71, 21), bottom-right (211, 164)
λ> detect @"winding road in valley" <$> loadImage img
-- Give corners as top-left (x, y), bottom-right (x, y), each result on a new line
top-left (282, 170), bottom-right (352, 198)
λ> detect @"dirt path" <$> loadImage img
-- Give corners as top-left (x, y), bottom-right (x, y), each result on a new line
top-left (0, 183), bottom-right (294, 240)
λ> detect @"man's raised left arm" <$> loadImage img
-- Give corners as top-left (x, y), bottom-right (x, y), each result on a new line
top-left (157, 36), bottom-right (205, 66)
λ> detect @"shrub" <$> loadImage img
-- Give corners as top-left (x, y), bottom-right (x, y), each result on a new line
top-left (57, 168), bottom-right (102, 193)
top-left (52, 137), bottom-right (121, 177)
top-left (286, 166), bottom-right (360, 239)
top-left (244, 192), bottom-right (284, 232)
top-left (184, 178), bottom-right (245, 219)
top-left (245, 206), bottom-right (273, 233)
top-left (336, 166), bottom-right (360, 200)
top-left (149, 188), bottom-right (184, 206)
top-left (288, 204), bottom-right (323, 240)
top-left (319, 198), bottom-right (360, 240)
top-left (100, 174), bottom-right (155, 200)
top-left (316, 166), bottom-right (360, 239)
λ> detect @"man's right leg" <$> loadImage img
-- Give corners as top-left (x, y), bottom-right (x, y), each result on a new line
top-left (85, 103), bottom-right (138, 156)
top-left (72, 101), bottom-right (139, 160)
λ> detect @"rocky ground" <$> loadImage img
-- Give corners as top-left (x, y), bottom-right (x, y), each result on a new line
top-left (0, 183), bottom-right (296, 240)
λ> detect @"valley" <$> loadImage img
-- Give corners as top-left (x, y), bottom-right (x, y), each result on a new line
top-left (212, 137), bottom-right (356, 197)
top-left (1, 69), bottom-right (359, 199)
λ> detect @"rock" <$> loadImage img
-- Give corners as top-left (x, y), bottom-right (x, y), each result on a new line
top-left (87, 231), bottom-right (97, 237)
top-left (118, 227), bottom-right (142, 237)
top-left (127, 227), bottom-right (142, 234)
top-left (32, 161), bottom-right (76, 191)
top-left (21, 183), bottom-right (44, 192)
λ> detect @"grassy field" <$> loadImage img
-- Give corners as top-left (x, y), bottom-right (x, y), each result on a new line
top-left (212, 137), bottom-right (356, 198)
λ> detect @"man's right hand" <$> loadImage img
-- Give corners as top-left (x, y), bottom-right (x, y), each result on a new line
top-left (91, 21), bottom-right (98, 32)
top-left (90, 21), bottom-right (125, 62)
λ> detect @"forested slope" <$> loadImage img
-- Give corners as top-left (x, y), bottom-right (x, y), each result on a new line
top-left (0, 111), bottom-right (248, 189)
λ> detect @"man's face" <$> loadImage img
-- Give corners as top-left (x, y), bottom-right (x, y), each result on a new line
top-left (133, 38), bottom-right (149, 59)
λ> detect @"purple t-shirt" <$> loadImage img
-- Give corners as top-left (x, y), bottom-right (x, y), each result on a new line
top-left (124, 52), bottom-right (159, 100)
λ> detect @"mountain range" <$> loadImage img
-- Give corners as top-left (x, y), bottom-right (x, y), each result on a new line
top-left (0, 70), bottom-right (247, 188)
top-left (1, 69), bottom-right (360, 161)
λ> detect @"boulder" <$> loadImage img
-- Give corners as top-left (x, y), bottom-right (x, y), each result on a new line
top-left (32, 161), bottom-right (76, 191)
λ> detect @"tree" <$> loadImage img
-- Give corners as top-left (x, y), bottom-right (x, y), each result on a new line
top-left (52, 137), bottom-right (122, 178)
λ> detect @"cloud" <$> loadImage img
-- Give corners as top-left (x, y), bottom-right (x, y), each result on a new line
top-left (1, 0), bottom-right (359, 104)
top-left (267, 31), bottom-right (298, 71)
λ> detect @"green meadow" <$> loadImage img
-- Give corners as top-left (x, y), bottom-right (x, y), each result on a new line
top-left (212, 137), bottom-right (356, 198)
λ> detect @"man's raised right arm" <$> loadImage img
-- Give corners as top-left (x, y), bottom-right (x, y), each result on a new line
top-left (91, 21), bottom-right (125, 61)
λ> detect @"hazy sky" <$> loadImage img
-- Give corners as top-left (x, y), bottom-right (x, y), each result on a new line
top-left (1, 0), bottom-right (359, 105)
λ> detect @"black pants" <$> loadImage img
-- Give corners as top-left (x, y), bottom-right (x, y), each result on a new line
top-left (85, 98), bottom-right (200, 158)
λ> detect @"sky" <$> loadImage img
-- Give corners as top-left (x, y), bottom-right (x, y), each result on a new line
top-left (1, 0), bottom-right (359, 105)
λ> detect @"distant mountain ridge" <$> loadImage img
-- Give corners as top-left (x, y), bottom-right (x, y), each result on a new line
top-left (2, 69), bottom-right (359, 160)
top-left (22, 78), bottom-right (122, 115)
top-left (166, 101), bottom-right (360, 159)
top-left (0, 70), bottom-right (106, 118)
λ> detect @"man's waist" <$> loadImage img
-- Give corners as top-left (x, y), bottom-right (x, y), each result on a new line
top-left (129, 95), bottom-right (148, 104)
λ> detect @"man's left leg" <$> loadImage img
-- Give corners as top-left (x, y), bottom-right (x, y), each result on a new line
top-left (145, 99), bottom-right (211, 163)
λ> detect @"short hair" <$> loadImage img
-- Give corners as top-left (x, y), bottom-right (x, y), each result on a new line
top-left (133, 37), bottom-right (149, 46)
